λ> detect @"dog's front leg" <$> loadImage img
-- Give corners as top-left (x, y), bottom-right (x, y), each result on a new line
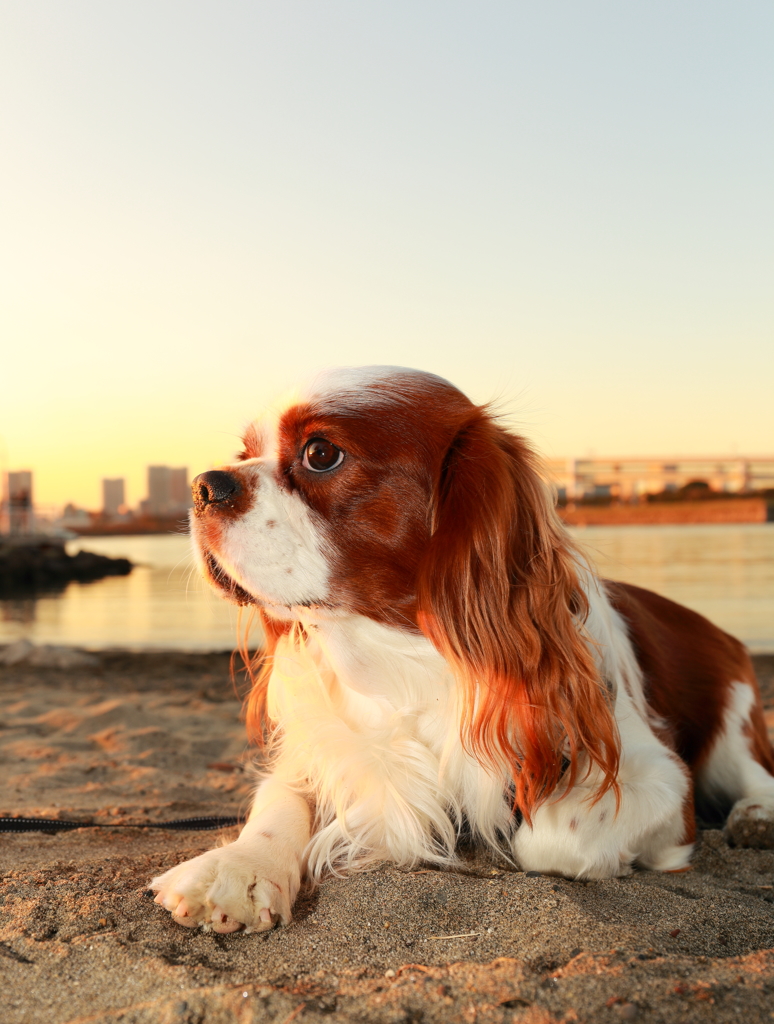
top-left (150, 778), bottom-right (311, 933)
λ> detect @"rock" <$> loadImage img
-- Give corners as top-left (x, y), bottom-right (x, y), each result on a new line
top-left (615, 1004), bottom-right (639, 1020)
top-left (0, 639), bottom-right (36, 665)
top-left (725, 797), bottom-right (774, 849)
top-left (0, 640), bottom-right (98, 669)
top-left (26, 645), bottom-right (99, 669)
top-left (0, 538), bottom-right (132, 592)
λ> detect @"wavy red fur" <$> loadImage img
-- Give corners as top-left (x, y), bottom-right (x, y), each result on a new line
top-left (416, 409), bottom-right (620, 823)
top-left (242, 612), bottom-right (290, 747)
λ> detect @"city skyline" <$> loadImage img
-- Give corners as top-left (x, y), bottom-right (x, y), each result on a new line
top-left (1, 465), bottom-right (193, 518)
top-left (8, 429), bottom-right (774, 511)
top-left (4, 451), bottom-right (774, 518)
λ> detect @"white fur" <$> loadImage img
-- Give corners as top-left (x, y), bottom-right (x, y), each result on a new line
top-left (699, 681), bottom-right (774, 838)
top-left (266, 615), bottom-right (503, 876)
top-left (152, 780), bottom-right (310, 931)
top-left (193, 457), bottom-right (332, 613)
top-left (219, 468), bottom-right (330, 609)
top-left (307, 365), bottom-right (454, 410)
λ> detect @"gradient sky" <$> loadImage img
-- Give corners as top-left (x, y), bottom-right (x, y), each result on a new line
top-left (1, 1), bottom-right (772, 510)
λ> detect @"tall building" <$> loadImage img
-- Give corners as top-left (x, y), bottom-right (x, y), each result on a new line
top-left (102, 478), bottom-right (125, 517)
top-left (169, 467), bottom-right (190, 510)
top-left (145, 466), bottom-right (191, 515)
top-left (147, 466), bottom-right (171, 515)
top-left (2, 470), bottom-right (34, 534)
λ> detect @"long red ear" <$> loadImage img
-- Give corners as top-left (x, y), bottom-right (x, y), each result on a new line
top-left (240, 610), bottom-right (291, 747)
top-left (416, 409), bottom-right (619, 823)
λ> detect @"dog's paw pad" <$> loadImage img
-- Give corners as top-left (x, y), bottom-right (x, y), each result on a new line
top-left (210, 905), bottom-right (245, 933)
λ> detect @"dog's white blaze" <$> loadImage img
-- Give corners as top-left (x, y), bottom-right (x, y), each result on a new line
top-left (306, 365), bottom-right (456, 409)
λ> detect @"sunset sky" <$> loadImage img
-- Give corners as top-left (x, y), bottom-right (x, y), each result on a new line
top-left (1, 2), bottom-right (772, 510)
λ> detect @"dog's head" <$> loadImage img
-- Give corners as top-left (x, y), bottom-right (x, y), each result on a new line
top-left (192, 365), bottom-right (619, 817)
top-left (190, 366), bottom-right (469, 625)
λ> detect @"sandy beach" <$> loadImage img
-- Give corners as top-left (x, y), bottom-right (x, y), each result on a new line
top-left (2, 647), bottom-right (774, 1023)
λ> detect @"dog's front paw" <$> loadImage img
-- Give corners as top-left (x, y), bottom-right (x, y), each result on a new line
top-left (150, 838), bottom-right (299, 933)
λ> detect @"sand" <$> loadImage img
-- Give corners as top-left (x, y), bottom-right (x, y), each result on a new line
top-left (2, 647), bottom-right (774, 1023)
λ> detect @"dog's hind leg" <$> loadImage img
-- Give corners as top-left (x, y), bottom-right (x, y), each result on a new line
top-left (698, 681), bottom-right (774, 848)
top-left (511, 707), bottom-right (695, 880)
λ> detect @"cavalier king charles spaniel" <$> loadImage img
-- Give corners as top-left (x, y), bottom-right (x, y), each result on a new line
top-left (151, 366), bottom-right (774, 933)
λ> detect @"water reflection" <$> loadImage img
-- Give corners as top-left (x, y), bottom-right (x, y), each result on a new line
top-left (571, 523), bottom-right (774, 652)
top-left (0, 535), bottom-right (240, 651)
top-left (1, 594), bottom-right (40, 625)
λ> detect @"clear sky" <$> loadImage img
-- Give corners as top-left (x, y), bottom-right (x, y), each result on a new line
top-left (1, 1), bottom-right (772, 510)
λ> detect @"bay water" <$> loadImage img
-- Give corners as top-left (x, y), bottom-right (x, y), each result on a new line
top-left (0, 524), bottom-right (771, 653)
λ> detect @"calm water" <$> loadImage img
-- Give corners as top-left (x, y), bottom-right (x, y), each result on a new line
top-left (0, 535), bottom-right (239, 652)
top-left (0, 524), bottom-right (772, 652)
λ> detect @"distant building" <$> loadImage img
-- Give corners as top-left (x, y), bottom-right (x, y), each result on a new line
top-left (1, 470), bottom-right (34, 534)
top-left (168, 467), bottom-right (189, 510)
top-left (60, 503), bottom-right (92, 528)
top-left (544, 456), bottom-right (774, 502)
top-left (102, 478), bottom-right (125, 517)
top-left (147, 466), bottom-right (171, 515)
top-left (145, 466), bottom-right (191, 515)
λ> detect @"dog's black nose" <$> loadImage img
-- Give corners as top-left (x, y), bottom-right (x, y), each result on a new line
top-left (192, 471), bottom-right (241, 510)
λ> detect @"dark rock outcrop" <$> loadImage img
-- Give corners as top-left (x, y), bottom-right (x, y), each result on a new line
top-left (0, 539), bottom-right (132, 593)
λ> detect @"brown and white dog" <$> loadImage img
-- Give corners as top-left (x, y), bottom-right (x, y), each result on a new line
top-left (151, 366), bottom-right (774, 933)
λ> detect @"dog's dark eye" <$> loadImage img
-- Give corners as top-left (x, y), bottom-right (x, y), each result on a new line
top-left (302, 439), bottom-right (344, 473)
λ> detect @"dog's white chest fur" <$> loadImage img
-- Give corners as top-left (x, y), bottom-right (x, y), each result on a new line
top-left (265, 614), bottom-right (514, 876)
